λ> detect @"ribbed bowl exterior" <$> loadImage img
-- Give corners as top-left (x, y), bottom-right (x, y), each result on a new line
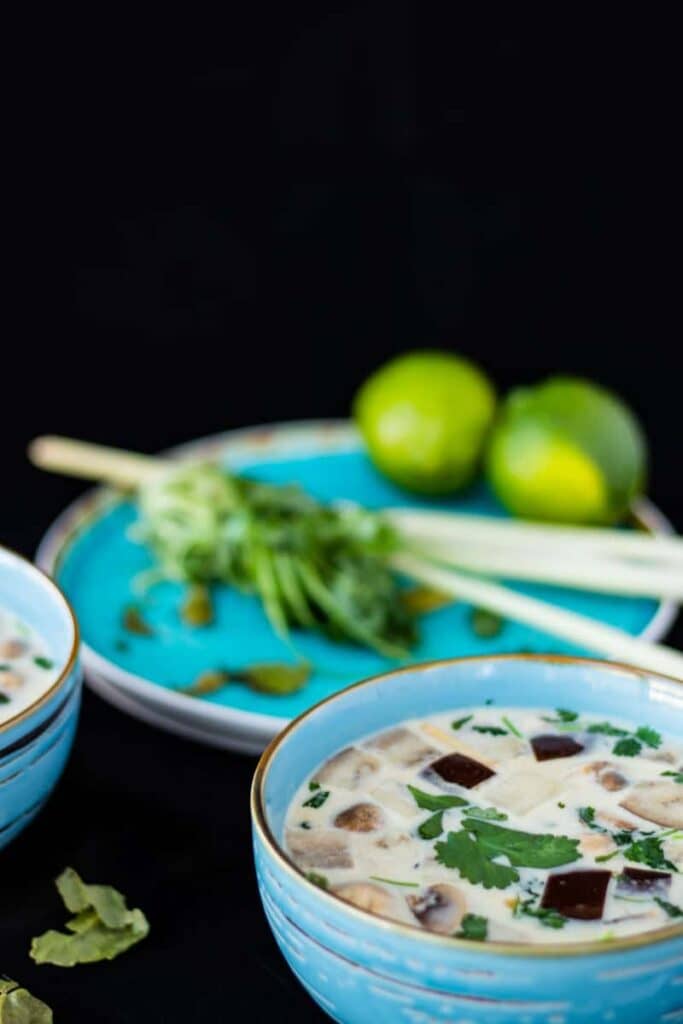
top-left (0, 545), bottom-right (82, 849)
top-left (252, 656), bottom-right (683, 1024)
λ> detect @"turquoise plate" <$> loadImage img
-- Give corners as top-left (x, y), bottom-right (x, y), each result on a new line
top-left (36, 422), bottom-right (676, 752)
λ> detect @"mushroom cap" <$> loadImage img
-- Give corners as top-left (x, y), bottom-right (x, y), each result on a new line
top-left (621, 780), bottom-right (683, 829)
top-left (334, 802), bottom-right (384, 833)
top-left (286, 829), bottom-right (353, 869)
top-left (407, 883), bottom-right (466, 934)
top-left (316, 747), bottom-right (381, 790)
top-left (333, 882), bottom-right (395, 918)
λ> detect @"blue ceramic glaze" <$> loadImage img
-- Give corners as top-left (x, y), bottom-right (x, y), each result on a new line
top-left (55, 445), bottom-right (659, 720)
top-left (0, 545), bottom-right (82, 850)
top-left (252, 656), bottom-right (683, 1023)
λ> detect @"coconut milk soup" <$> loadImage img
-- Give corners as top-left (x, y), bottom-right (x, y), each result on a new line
top-left (0, 605), bottom-right (59, 723)
top-left (284, 705), bottom-right (683, 944)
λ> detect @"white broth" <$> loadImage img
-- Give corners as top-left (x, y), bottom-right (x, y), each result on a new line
top-left (284, 704), bottom-right (683, 944)
top-left (0, 605), bottom-right (59, 724)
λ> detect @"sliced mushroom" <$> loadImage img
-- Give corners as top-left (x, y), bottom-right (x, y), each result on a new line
top-left (286, 829), bottom-right (353, 869)
top-left (579, 833), bottom-right (615, 858)
top-left (423, 752), bottom-right (495, 791)
top-left (375, 832), bottom-right (411, 850)
top-left (531, 734), bottom-right (584, 762)
top-left (407, 884), bottom-right (466, 934)
top-left (333, 882), bottom-right (395, 918)
top-left (0, 639), bottom-right (25, 659)
top-left (366, 727), bottom-right (438, 767)
top-left (0, 670), bottom-right (22, 690)
top-left (620, 781), bottom-right (683, 829)
top-left (370, 781), bottom-right (416, 819)
top-left (334, 802), bottom-right (384, 833)
top-left (315, 747), bottom-right (381, 791)
top-left (596, 765), bottom-right (628, 792)
top-left (479, 769), bottom-right (559, 815)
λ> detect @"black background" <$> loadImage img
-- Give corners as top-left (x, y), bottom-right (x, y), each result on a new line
top-left (2, 10), bottom-right (683, 1021)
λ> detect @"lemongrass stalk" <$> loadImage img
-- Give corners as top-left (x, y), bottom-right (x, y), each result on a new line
top-left (389, 510), bottom-right (683, 567)
top-left (391, 553), bottom-right (683, 680)
top-left (408, 539), bottom-right (683, 600)
top-left (28, 436), bottom-right (164, 489)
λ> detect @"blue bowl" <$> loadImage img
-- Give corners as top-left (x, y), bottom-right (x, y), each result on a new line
top-left (0, 544), bottom-right (82, 850)
top-left (252, 655), bottom-right (683, 1024)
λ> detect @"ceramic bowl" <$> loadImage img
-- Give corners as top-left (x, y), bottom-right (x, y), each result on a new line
top-left (252, 655), bottom-right (683, 1024)
top-left (0, 544), bottom-right (82, 850)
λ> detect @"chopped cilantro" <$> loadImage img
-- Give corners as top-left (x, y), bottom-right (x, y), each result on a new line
top-left (623, 836), bottom-right (677, 872)
top-left (655, 897), bottom-right (683, 918)
top-left (586, 721), bottom-right (629, 737)
top-left (635, 726), bottom-right (662, 749)
top-left (662, 771), bottom-right (683, 784)
top-left (418, 811), bottom-right (445, 840)
top-left (407, 786), bottom-right (468, 812)
top-left (462, 818), bottom-right (581, 869)
top-left (472, 725), bottom-right (508, 736)
top-left (303, 790), bottom-right (329, 809)
top-left (435, 830), bottom-right (519, 889)
top-left (309, 781), bottom-right (321, 791)
top-left (613, 737), bottom-right (642, 757)
top-left (300, 821), bottom-right (311, 830)
top-left (543, 708), bottom-right (579, 724)
top-left (464, 806), bottom-right (508, 822)
top-left (557, 801), bottom-right (566, 809)
top-left (515, 898), bottom-right (567, 929)
top-left (306, 872), bottom-right (328, 889)
top-left (451, 715), bottom-right (473, 731)
top-left (579, 806), bottom-right (599, 829)
top-left (502, 716), bottom-right (522, 738)
top-left (456, 913), bottom-right (488, 940)
top-left (33, 656), bottom-right (54, 670)
top-left (0, 693), bottom-right (9, 704)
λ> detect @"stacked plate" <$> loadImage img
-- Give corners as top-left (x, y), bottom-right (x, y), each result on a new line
top-left (36, 421), bottom-right (676, 754)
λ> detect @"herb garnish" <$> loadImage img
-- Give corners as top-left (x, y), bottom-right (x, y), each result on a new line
top-left (309, 781), bottom-right (321, 791)
top-left (586, 720), bottom-right (661, 757)
top-left (369, 876), bottom-right (419, 888)
top-left (613, 737), bottom-right (643, 757)
top-left (33, 656), bottom-right (54, 670)
top-left (407, 786), bottom-right (468, 812)
top-left (306, 872), bottom-right (328, 889)
top-left (515, 898), bottom-right (567, 929)
top-left (456, 913), bottom-right (488, 940)
top-left (418, 811), bottom-right (446, 840)
top-left (303, 790), bottom-right (330, 809)
top-left (180, 583), bottom-right (214, 627)
top-left (122, 605), bottom-right (154, 636)
top-left (0, 978), bottom-right (52, 1022)
top-left (451, 715), bottom-right (473, 731)
top-left (464, 806), bottom-right (508, 821)
top-left (462, 819), bottom-right (581, 869)
top-left (662, 771), bottom-right (683, 784)
top-left (470, 608), bottom-right (504, 638)
top-left (435, 831), bottom-right (519, 889)
top-left (0, 694), bottom-right (9, 705)
top-left (472, 725), bottom-right (508, 736)
top-left (624, 836), bottom-right (677, 872)
top-left (543, 708), bottom-right (579, 724)
top-left (502, 716), bottom-right (522, 738)
top-left (655, 897), bottom-right (683, 918)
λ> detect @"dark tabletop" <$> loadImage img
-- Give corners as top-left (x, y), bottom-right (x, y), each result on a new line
top-left (4, 11), bottom-right (683, 1020)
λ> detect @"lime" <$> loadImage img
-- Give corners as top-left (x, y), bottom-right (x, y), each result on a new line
top-left (353, 350), bottom-right (496, 495)
top-left (486, 377), bottom-right (647, 524)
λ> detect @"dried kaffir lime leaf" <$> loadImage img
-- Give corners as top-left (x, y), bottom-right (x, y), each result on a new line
top-left (0, 978), bottom-right (53, 1023)
top-left (122, 605), bottom-right (154, 636)
top-left (30, 868), bottom-right (149, 967)
top-left (181, 584), bottom-right (214, 627)
top-left (240, 661), bottom-right (311, 695)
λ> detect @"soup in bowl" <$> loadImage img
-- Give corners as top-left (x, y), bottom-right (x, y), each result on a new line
top-left (251, 656), bottom-right (683, 1024)
top-left (0, 544), bottom-right (82, 850)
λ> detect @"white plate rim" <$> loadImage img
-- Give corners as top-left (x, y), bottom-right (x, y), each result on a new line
top-left (35, 419), bottom-right (679, 746)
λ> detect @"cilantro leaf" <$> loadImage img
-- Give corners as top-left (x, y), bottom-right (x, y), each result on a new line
top-left (623, 836), bottom-right (678, 872)
top-left (407, 786), bottom-right (468, 812)
top-left (306, 872), bottom-right (329, 889)
top-left (472, 725), bottom-right (508, 736)
top-left (464, 806), bottom-right (508, 821)
top-left (502, 716), bottom-right (523, 738)
top-left (303, 790), bottom-right (329, 809)
top-left (435, 830), bottom-right (519, 889)
top-left (662, 771), bottom-right (683, 784)
top-left (655, 897), bottom-right (683, 918)
top-left (516, 899), bottom-right (567, 929)
top-left (462, 818), bottom-right (581, 869)
top-left (613, 737), bottom-right (642, 757)
top-left (543, 708), bottom-right (579, 724)
top-left (451, 715), bottom-right (473, 731)
top-left (418, 811), bottom-right (445, 840)
top-left (456, 913), bottom-right (488, 940)
top-left (587, 721), bottom-right (629, 737)
top-left (635, 726), bottom-right (662, 749)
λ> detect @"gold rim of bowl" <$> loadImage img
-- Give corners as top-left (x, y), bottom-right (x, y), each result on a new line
top-left (0, 542), bottom-right (80, 735)
top-left (251, 652), bottom-right (683, 958)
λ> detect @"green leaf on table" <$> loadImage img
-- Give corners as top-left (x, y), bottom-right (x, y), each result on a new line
top-left (462, 818), bottom-right (581, 869)
top-left (0, 978), bottom-right (53, 1023)
top-left (407, 786), bottom-right (468, 812)
top-left (30, 868), bottom-right (149, 967)
top-left (435, 831), bottom-right (519, 889)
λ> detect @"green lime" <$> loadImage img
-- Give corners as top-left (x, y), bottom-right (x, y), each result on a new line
top-left (353, 350), bottom-right (496, 495)
top-left (486, 377), bottom-right (647, 524)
